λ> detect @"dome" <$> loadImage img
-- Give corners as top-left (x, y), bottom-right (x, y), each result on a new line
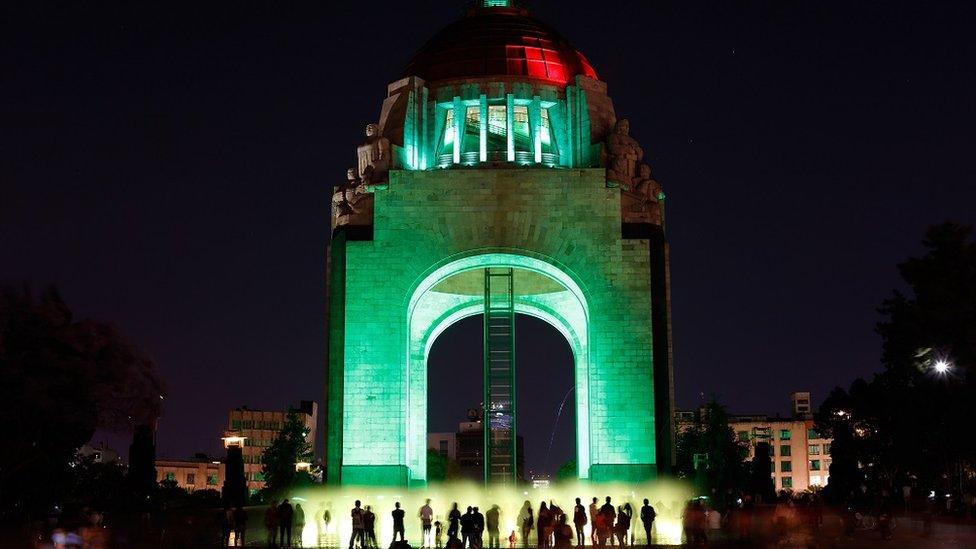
top-left (403, 4), bottom-right (598, 86)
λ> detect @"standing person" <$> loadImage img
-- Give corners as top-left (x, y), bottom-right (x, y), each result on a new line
top-left (598, 498), bottom-right (616, 547)
top-left (473, 506), bottom-right (485, 549)
top-left (486, 505), bottom-right (501, 549)
top-left (536, 502), bottom-right (550, 549)
top-left (613, 505), bottom-right (630, 546)
top-left (392, 502), bottom-right (406, 543)
top-left (435, 520), bottom-right (443, 548)
top-left (448, 503), bottom-right (462, 541)
top-left (460, 506), bottom-right (475, 548)
top-left (364, 506), bottom-right (377, 549)
top-left (638, 499), bottom-right (655, 546)
top-left (518, 501), bottom-right (534, 549)
top-left (323, 502), bottom-right (333, 536)
top-left (233, 507), bottom-right (248, 547)
top-left (294, 504), bottom-right (306, 547)
top-left (553, 514), bottom-right (573, 549)
top-left (572, 498), bottom-right (587, 547)
top-left (588, 498), bottom-right (599, 545)
top-left (265, 505), bottom-right (279, 547)
top-left (420, 499), bottom-right (435, 548)
top-left (221, 507), bottom-right (234, 547)
top-left (278, 499), bottom-right (295, 548)
top-left (350, 500), bottom-right (365, 549)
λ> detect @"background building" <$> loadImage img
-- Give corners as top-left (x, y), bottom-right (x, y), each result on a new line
top-left (156, 457), bottom-right (224, 492)
top-left (677, 392), bottom-right (832, 492)
top-left (428, 407), bottom-right (525, 482)
top-left (225, 400), bottom-right (317, 492)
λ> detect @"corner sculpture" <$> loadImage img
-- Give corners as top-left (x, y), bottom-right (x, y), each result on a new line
top-left (332, 123), bottom-right (391, 231)
top-left (605, 119), bottom-right (665, 226)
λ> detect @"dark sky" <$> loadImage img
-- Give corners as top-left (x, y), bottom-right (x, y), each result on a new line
top-left (3, 1), bottom-right (975, 474)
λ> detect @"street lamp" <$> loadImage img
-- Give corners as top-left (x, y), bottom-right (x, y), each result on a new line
top-left (933, 359), bottom-right (951, 374)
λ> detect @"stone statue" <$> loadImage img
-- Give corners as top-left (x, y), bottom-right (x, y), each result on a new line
top-left (356, 123), bottom-right (391, 186)
top-left (633, 164), bottom-right (662, 203)
top-left (332, 168), bottom-right (359, 218)
top-left (605, 119), bottom-right (644, 187)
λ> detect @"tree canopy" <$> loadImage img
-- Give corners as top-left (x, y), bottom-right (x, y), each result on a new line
top-left (675, 398), bottom-right (748, 508)
top-left (0, 284), bottom-right (165, 515)
top-left (261, 411), bottom-right (314, 497)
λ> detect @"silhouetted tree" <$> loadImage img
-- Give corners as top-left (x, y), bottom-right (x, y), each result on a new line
top-left (261, 411), bottom-right (313, 497)
top-left (127, 424), bottom-right (157, 507)
top-left (675, 398), bottom-right (748, 508)
top-left (0, 284), bottom-right (165, 516)
top-left (223, 446), bottom-right (248, 508)
top-left (747, 442), bottom-right (776, 503)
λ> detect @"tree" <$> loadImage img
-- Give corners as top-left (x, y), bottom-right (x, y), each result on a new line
top-left (675, 398), bottom-right (748, 508)
top-left (128, 424), bottom-right (158, 508)
top-left (223, 446), bottom-right (248, 508)
top-left (747, 442), bottom-right (776, 503)
top-left (261, 411), bottom-right (313, 497)
top-left (0, 284), bottom-right (165, 516)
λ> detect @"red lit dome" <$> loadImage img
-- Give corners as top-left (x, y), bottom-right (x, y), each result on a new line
top-left (403, 6), bottom-right (598, 86)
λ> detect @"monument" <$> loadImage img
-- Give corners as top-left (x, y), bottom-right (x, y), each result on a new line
top-left (326, 0), bottom-right (674, 486)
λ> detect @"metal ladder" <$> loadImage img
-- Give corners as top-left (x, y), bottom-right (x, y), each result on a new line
top-left (484, 267), bottom-right (516, 484)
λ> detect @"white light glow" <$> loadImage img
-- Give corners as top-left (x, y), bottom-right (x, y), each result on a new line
top-left (934, 359), bottom-right (950, 374)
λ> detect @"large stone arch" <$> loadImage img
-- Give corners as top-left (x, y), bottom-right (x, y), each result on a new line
top-left (405, 251), bottom-right (591, 484)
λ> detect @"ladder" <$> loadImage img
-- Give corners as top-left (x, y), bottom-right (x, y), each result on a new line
top-left (484, 267), bottom-right (516, 484)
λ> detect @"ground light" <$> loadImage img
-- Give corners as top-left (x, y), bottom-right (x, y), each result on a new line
top-left (291, 479), bottom-right (692, 547)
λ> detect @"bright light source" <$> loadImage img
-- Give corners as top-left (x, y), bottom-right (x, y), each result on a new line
top-left (934, 359), bottom-right (951, 374)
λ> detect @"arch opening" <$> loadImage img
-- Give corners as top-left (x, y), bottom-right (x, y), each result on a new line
top-left (406, 252), bottom-right (590, 485)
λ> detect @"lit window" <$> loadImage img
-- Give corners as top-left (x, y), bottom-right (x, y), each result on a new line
top-left (444, 109), bottom-right (455, 146)
top-left (810, 460), bottom-right (821, 471)
top-left (809, 444), bottom-right (820, 455)
top-left (779, 429), bottom-right (792, 440)
top-left (807, 429), bottom-right (820, 439)
top-left (737, 431), bottom-right (749, 442)
top-left (824, 443), bottom-right (831, 454)
top-left (781, 460), bottom-right (792, 473)
top-left (512, 105), bottom-right (530, 150)
top-left (781, 477), bottom-right (793, 489)
top-left (207, 474), bottom-right (218, 485)
top-left (186, 473), bottom-right (196, 485)
top-left (780, 445), bottom-right (791, 457)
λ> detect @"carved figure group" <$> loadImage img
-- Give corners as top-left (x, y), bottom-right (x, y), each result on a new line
top-left (604, 119), bottom-right (664, 225)
top-left (333, 123), bottom-right (391, 229)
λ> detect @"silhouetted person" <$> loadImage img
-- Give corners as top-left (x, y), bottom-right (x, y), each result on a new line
top-left (461, 506), bottom-right (475, 548)
top-left (572, 498), bottom-right (586, 547)
top-left (553, 514), bottom-right (573, 549)
top-left (588, 498), bottom-right (599, 545)
top-left (639, 499), bottom-right (655, 546)
top-left (599, 497), bottom-right (616, 547)
top-left (448, 503), bottom-right (462, 540)
top-left (537, 502), bottom-right (551, 549)
top-left (486, 505), bottom-right (501, 549)
top-left (435, 520), bottom-right (443, 548)
top-left (393, 502), bottom-right (406, 543)
top-left (614, 504), bottom-right (630, 546)
top-left (277, 499), bottom-right (294, 547)
top-left (420, 499), bottom-right (434, 548)
top-left (233, 507), bottom-right (248, 546)
top-left (473, 506), bottom-right (485, 549)
top-left (294, 504), bottom-right (305, 547)
top-left (350, 500), bottom-right (365, 549)
top-left (518, 501), bottom-right (534, 549)
top-left (364, 506), bottom-right (377, 548)
top-left (265, 505), bottom-right (279, 547)
top-left (221, 507), bottom-right (234, 546)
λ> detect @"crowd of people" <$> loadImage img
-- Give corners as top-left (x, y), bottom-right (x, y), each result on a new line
top-left (341, 496), bottom-right (659, 549)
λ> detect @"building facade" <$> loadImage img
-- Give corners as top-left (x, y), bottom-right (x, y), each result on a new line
top-left (225, 400), bottom-right (318, 492)
top-left (677, 392), bottom-right (832, 493)
top-left (156, 458), bottom-right (225, 492)
top-left (327, 0), bottom-right (674, 486)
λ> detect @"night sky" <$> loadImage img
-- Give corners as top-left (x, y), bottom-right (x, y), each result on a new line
top-left (3, 1), bottom-right (975, 475)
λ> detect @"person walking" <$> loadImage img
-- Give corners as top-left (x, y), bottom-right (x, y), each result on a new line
top-left (277, 499), bottom-right (295, 548)
top-left (448, 503), bottom-right (462, 541)
top-left (518, 501), bottom-right (534, 549)
top-left (294, 504), bottom-right (306, 547)
top-left (572, 498), bottom-right (586, 547)
top-left (392, 501), bottom-right (407, 543)
top-left (265, 505), bottom-right (279, 547)
top-left (420, 499), bottom-right (434, 548)
top-left (638, 499), bottom-right (655, 546)
top-left (233, 506), bottom-right (248, 547)
top-left (350, 500), bottom-right (365, 549)
top-left (486, 505), bottom-right (501, 549)
top-left (613, 505), bottom-right (630, 546)
top-left (364, 506), bottom-right (377, 549)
